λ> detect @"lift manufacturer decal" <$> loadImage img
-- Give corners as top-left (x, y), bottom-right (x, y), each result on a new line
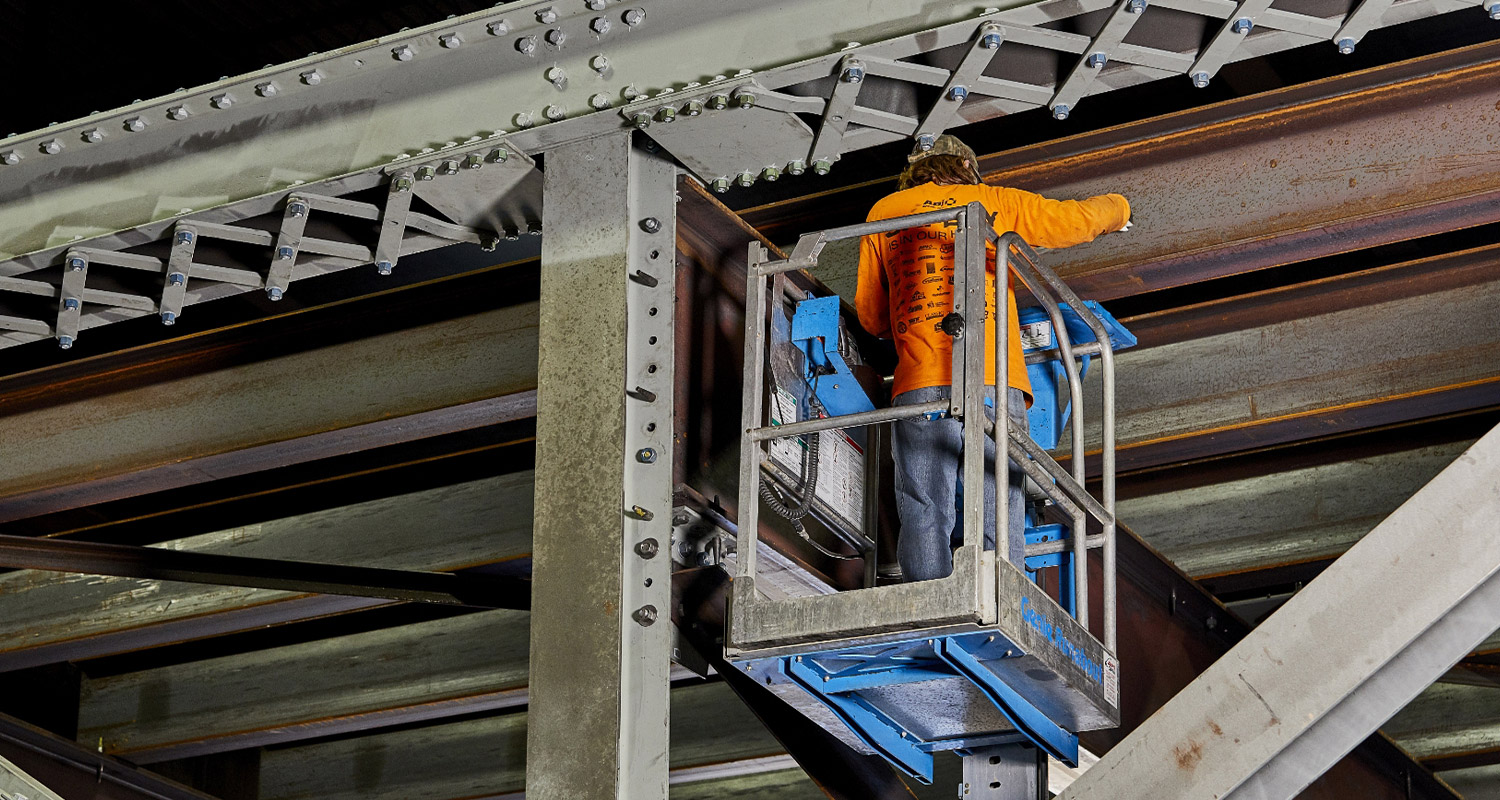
top-left (1021, 596), bottom-right (1104, 687)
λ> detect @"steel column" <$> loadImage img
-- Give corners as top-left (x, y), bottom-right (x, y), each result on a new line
top-left (1062, 424), bottom-right (1500, 800)
top-left (527, 134), bottom-right (677, 800)
top-left (962, 745), bottom-right (1046, 799)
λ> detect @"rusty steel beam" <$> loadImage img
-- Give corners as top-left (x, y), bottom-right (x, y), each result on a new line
top-left (742, 40), bottom-right (1500, 301)
top-left (0, 712), bottom-right (216, 800)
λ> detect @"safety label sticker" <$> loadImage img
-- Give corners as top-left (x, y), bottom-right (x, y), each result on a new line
top-left (767, 388), bottom-right (866, 529)
top-left (1104, 655), bottom-right (1120, 708)
top-left (1020, 319), bottom-right (1053, 350)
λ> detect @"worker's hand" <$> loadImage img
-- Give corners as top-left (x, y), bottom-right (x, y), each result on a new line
top-left (1118, 220), bottom-right (1133, 233)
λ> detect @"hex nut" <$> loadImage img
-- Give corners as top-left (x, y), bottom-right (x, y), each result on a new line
top-left (711, 177), bottom-right (730, 193)
top-left (301, 70), bottom-right (322, 85)
top-left (546, 66), bottom-right (567, 84)
top-left (589, 93), bottom-right (612, 110)
top-left (488, 20), bottom-right (510, 35)
top-left (0, 151), bottom-right (17, 165)
top-left (812, 158), bottom-right (833, 175)
top-left (392, 45), bottom-right (415, 61)
top-left (39, 139), bottom-right (62, 154)
top-left (736, 171), bottom-right (756, 187)
top-left (124, 117), bottom-right (147, 132)
top-left (255, 82), bottom-right (278, 97)
top-left (516, 35), bottom-right (537, 54)
top-left (417, 165), bottom-right (436, 180)
top-left (706, 93), bottom-right (729, 110)
top-left (439, 32), bottom-right (462, 48)
top-left (786, 159), bottom-right (806, 176)
top-left (545, 28), bottom-right (566, 46)
top-left (81, 128), bottom-right (104, 143)
top-left (167, 105), bottom-right (189, 120)
top-left (639, 217), bottom-right (662, 233)
top-left (622, 7), bottom-right (644, 24)
top-left (590, 16), bottom-right (610, 33)
top-left (537, 6), bottom-right (558, 23)
top-left (590, 54), bottom-right (610, 72)
top-left (1052, 104), bottom-right (1070, 120)
top-left (585, 0), bottom-right (606, 9)
top-left (634, 537), bottom-right (660, 557)
top-left (488, 148), bottom-right (510, 163)
top-left (545, 105), bottom-right (566, 121)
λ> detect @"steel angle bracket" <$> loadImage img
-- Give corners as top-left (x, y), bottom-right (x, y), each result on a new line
top-left (933, 637), bottom-right (1080, 767)
top-left (399, 137), bottom-right (541, 237)
top-left (913, 22), bottom-right (1005, 146)
top-left (783, 656), bottom-right (936, 784)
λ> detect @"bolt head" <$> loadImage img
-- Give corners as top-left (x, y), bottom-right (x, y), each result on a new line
top-left (683, 99), bottom-right (703, 116)
top-left (488, 148), bottom-right (510, 163)
top-left (981, 31), bottom-right (1003, 49)
top-left (440, 32), bottom-right (462, 48)
top-left (266, 287), bottom-right (284, 301)
top-left (1086, 52), bottom-right (1107, 70)
top-left (255, 82), bottom-right (278, 98)
top-left (169, 272), bottom-right (186, 286)
top-left (392, 45), bottom-right (415, 61)
top-left (416, 165), bottom-right (436, 180)
top-left (590, 54), bottom-right (610, 72)
top-left (440, 159), bottom-right (460, 174)
top-left (288, 200), bottom-right (307, 217)
top-left (842, 65), bottom-right (865, 83)
top-left (81, 128), bottom-right (103, 143)
top-left (1232, 17), bottom-right (1253, 34)
top-left (124, 117), bottom-right (147, 132)
top-left (394, 175), bottom-right (414, 191)
top-left (301, 70), bottom-right (322, 85)
top-left (276, 245), bottom-right (295, 260)
top-left (0, 151), bottom-right (17, 165)
top-left (546, 66), bottom-right (567, 84)
top-left (57, 335), bottom-right (74, 350)
top-left (736, 171), bottom-right (756, 187)
top-left (545, 105), bottom-right (565, 121)
top-left (1191, 71), bottom-right (1210, 88)
top-left (636, 447), bottom-right (658, 463)
top-left (67, 256), bottom-right (85, 271)
top-left (1052, 104), bottom-right (1070, 120)
top-left (812, 158), bottom-right (832, 175)
top-left (376, 260), bottom-right (394, 275)
top-left (590, 93), bottom-right (612, 110)
top-left (949, 85), bottom-right (969, 101)
top-left (1128, 0), bottom-right (1147, 12)
top-left (63, 298), bottom-right (79, 311)
top-left (917, 132), bottom-right (936, 151)
top-left (545, 28), bottom-right (566, 46)
top-left (537, 6), bottom-right (558, 23)
top-left (1489, 3), bottom-right (1500, 18)
top-left (762, 166), bottom-right (780, 182)
top-left (211, 93), bottom-right (233, 109)
top-left (488, 20), bottom-right (510, 36)
top-left (632, 605), bottom-right (658, 626)
top-left (706, 93), bottom-right (729, 110)
top-left (623, 7), bottom-right (645, 25)
top-left (631, 111), bottom-right (652, 129)
top-left (591, 16), bottom-right (610, 33)
top-left (1337, 37), bottom-right (1356, 54)
top-left (464, 153), bottom-right (483, 169)
top-left (160, 311), bottom-right (176, 326)
top-left (711, 177), bottom-right (730, 193)
top-left (639, 217), bottom-right (662, 233)
top-left (634, 537), bottom-right (660, 557)
top-left (586, 0), bottom-right (606, 8)
top-left (786, 160), bottom-right (806, 176)
top-left (39, 139), bottom-right (62, 154)
top-left (527, 222), bottom-right (543, 235)
top-left (175, 230), bottom-right (195, 245)
top-left (656, 106), bottom-right (676, 123)
top-left (733, 90), bottom-right (756, 108)
top-left (167, 105), bottom-right (190, 121)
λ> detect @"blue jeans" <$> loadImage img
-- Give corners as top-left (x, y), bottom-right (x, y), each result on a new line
top-left (891, 386), bottom-right (1028, 582)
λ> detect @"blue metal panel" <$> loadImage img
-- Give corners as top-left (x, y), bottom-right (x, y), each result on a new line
top-left (784, 656), bottom-right (936, 784)
top-left (789, 295), bottom-right (876, 417)
top-left (1019, 301), bottom-right (1135, 451)
top-left (1024, 523), bottom-right (1075, 617)
top-left (933, 637), bottom-right (1081, 767)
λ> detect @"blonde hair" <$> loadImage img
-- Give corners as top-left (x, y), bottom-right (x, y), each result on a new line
top-left (897, 154), bottom-right (982, 191)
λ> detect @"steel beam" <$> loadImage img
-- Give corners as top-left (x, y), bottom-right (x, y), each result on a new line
top-left (743, 41), bottom-right (1500, 300)
top-left (0, 713), bottom-right (215, 800)
top-left (0, 533), bottom-right (528, 609)
top-left (527, 135), bottom-right (677, 800)
top-left (1062, 424), bottom-right (1500, 800)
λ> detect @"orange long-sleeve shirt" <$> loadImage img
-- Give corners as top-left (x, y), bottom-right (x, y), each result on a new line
top-left (856, 182), bottom-right (1129, 400)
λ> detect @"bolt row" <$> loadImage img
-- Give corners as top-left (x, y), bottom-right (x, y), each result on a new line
top-left (709, 158), bottom-right (832, 193)
top-left (629, 87), bottom-right (755, 129)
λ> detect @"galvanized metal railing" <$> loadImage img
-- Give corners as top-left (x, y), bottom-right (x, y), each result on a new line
top-left (737, 201), bottom-right (1119, 650)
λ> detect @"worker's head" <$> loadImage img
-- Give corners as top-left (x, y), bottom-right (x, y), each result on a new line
top-left (898, 134), bottom-right (981, 190)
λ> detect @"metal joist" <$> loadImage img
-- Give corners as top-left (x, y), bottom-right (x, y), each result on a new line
top-left (1049, 1), bottom-right (1149, 120)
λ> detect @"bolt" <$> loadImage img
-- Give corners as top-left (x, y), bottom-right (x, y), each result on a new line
top-left (586, 0), bottom-right (607, 8)
top-left (545, 104), bottom-right (565, 121)
top-left (516, 35), bottom-right (537, 54)
top-left (590, 54), bottom-right (610, 72)
top-left (81, 128), bottom-right (103, 143)
top-left (0, 151), bottom-right (17, 165)
top-left (460, 153), bottom-right (481, 170)
top-left (711, 177), bottom-right (730, 193)
top-left (277, 245), bottom-right (295, 261)
top-left (66, 256), bottom-right (86, 271)
top-left (124, 117), bottom-right (147, 132)
top-left (546, 66), bottom-right (567, 84)
top-left (287, 199), bottom-right (307, 217)
top-left (841, 63), bottom-right (865, 83)
top-left (488, 148), bottom-right (510, 163)
top-left (630, 111), bottom-right (651, 129)
top-left (1127, 0), bottom-right (1147, 12)
top-left (167, 105), bottom-right (189, 121)
top-left (916, 132), bottom-right (936, 151)
top-left (762, 165), bottom-right (780, 182)
top-left (545, 28), bottom-right (566, 46)
top-left (63, 298), bottom-right (79, 311)
top-left (656, 105), bottom-right (676, 123)
top-left (812, 158), bottom-right (832, 175)
top-left (981, 30), bottom-right (1003, 49)
top-left (639, 217), bottom-right (662, 233)
top-left (516, 111), bottom-right (535, 128)
top-left (440, 32), bottom-right (463, 48)
top-left (1191, 71), bottom-right (1210, 88)
top-left (266, 286), bottom-right (284, 301)
top-left (488, 19), bottom-right (510, 35)
top-left (537, 6), bottom-right (558, 23)
top-left (736, 171), bottom-right (756, 187)
top-left (175, 230), bottom-right (195, 245)
top-left (787, 159), bottom-right (806, 176)
top-left (394, 174), bottom-right (414, 191)
top-left (636, 446), bottom-right (658, 464)
top-left (733, 90), bottom-right (756, 108)
top-left (392, 44), bottom-right (415, 61)
top-left (39, 139), bottom-right (62, 154)
top-left (160, 311), bottom-right (176, 326)
top-left (949, 85), bottom-right (969, 101)
top-left (256, 81), bottom-right (278, 97)
top-left (1086, 52), bottom-right (1107, 70)
top-left (1232, 17), bottom-right (1253, 34)
top-left (1337, 37), bottom-right (1356, 55)
top-left (591, 16), bottom-right (611, 33)
top-left (623, 7), bottom-right (645, 25)
top-left (706, 93), bottom-right (729, 111)
top-left (590, 93), bottom-right (612, 110)
top-left (683, 99), bottom-right (703, 116)
top-left (376, 260), bottom-right (394, 275)
top-left (57, 335), bottom-right (74, 350)
top-left (211, 93), bottom-right (233, 109)
top-left (1488, 1), bottom-right (1500, 19)
top-left (527, 221), bottom-right (543, 235)
top-left (301, 69), bottom-right (322, 85)
top-left (440, 159), bottom-right (460, 174)
top-left (632, 605), bottom-right (658, 626)
top-left (169, 272), bottom-right (186, 286)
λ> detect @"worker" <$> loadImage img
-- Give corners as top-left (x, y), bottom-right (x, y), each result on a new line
top-left (856, 135), bottom-right (1130, 582)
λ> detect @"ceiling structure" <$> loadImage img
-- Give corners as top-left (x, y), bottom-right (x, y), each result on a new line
top-left (0, 0), bottom-right (1497, 798)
